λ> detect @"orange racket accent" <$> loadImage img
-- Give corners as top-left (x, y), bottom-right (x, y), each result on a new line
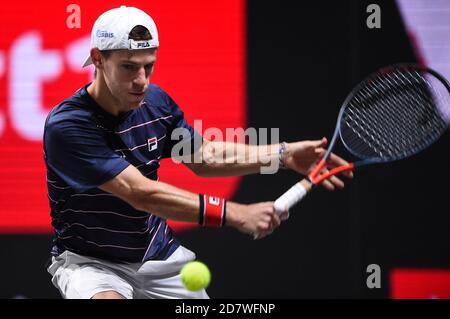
top-left (307, 159), bottom-right (327, 181)
top-left (312, 163), bottom-right (354, 185)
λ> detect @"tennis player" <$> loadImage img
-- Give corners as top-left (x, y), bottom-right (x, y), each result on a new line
top-left (44, 6), bottom-right (352, 299)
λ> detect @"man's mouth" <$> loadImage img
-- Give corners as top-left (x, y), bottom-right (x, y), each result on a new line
top-left (129, 91), bottom-right (146, 97)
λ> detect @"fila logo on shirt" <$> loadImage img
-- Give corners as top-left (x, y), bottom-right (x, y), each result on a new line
top-left (147, 137), bottom-right (158, 152)
top-left (209, 196), bottom-right (221, 206)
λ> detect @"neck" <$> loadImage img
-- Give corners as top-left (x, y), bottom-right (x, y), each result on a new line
top-left (87, 77), bottom-right (122, 117)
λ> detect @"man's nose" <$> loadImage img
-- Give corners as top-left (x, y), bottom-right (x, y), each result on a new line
top-left (133, 67), bottom-right (148, 87)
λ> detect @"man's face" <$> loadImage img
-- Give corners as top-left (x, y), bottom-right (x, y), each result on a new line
top-left (101, 48), bottom-right (157, 112)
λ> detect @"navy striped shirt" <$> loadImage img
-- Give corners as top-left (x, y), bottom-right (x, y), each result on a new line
top-left (44, 84), bottom-right (199, 262)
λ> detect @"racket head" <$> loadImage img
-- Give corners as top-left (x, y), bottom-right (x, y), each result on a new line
top-left (336, 64), bottom-right (450, 166)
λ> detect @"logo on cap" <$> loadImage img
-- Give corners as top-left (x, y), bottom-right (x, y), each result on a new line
top-left (137, 41), bottom-right (150, 48)
top-left (96, 30), bottom-right (114, 38)
top-left (129, 40), bottom-right (154, 50)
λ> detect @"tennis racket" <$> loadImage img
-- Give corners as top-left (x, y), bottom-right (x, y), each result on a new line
top-left (274, 64), bottom-right (450, 214)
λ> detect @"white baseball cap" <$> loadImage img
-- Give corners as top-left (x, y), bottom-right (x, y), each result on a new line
top-left (82, 6), bottom-right (159, 67)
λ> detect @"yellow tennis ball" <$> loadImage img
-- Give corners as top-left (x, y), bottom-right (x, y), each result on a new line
top-left (180, 261), bottom-right (211, 291)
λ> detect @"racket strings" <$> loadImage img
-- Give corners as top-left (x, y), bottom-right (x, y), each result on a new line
top-left (345, 80), bottom-right (426, 158)
top-left (392, 71), bottom-right (448, 133)
top-left (340, 67), bottom-right (450, 161)
top-left (349, 70), bottom-right (446, 157)
top-left (372, 72), bottom-right (441, 149)
top-left (357, 83), bottom-right (412, 152)
top-left (382, 70), bottom-right (447, 141)
top-left (348, 80), bottom-right (438, 158)
top-left (346, 83), bottom-right (411, 158)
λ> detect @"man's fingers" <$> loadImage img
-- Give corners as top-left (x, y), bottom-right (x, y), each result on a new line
top-left (251, 201), bottom-right (290, 240)
top-left (319, 170), bottom-right (344, 190)
top-left (254, 231), bottom-right (271, 240)
top-left (309, 137), bottom-right (328, 149)
top-left (327, 152), bottom-right (349, 166)
top-left (321, 179), bottom-right (335, 191)
top-left (329, 175), bottom-right (345, 189)
top-left (280, 210), bottom-right (290, 221)
top-left (326, 153), bottom-right (354, 178)
top-left (271, 213), bottom-right (281, 228)
top-left (315, 148), bottom-right (326, 158)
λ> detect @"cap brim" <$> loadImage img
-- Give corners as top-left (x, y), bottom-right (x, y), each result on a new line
top-left (82, 55), bottom-right (93, 68)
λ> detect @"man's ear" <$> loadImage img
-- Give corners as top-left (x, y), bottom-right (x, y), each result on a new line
top-left (90, 48), bottom-right (104, 69)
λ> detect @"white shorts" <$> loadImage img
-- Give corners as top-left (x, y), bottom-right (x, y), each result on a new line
top-left (47, 245), bottom-right (209, 299)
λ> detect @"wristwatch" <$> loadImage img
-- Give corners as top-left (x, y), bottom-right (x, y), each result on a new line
top-left (279, 142), bottom-right (287, 169)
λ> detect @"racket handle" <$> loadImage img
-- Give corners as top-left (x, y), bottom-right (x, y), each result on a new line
top-left (253, 179), bottom-right (312, 239)
top-left (274, 179), bottom-right (312, 214)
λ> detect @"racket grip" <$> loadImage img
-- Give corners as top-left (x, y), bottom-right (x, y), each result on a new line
top-left (274, 179), bottom-right (312, 214)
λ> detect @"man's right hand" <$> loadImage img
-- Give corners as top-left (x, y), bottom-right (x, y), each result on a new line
top-left (226, 201), bottom-right (284, 239)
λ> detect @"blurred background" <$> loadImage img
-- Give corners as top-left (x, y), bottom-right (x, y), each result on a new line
top-left (0, 0), bottom-right (449, 298)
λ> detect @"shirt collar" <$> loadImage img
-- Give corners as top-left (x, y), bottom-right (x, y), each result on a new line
top-left (81, 83), bottom-right (134, 129)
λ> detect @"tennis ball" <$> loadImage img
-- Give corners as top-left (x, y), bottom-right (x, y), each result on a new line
top-left (180, 260), bottom-right (211, 291)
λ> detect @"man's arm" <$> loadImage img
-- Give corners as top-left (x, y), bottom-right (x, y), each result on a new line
top-left (184, 138), bottom-right (353, 189)
top-left (184, 139), bottom-right (280, 177)
top-left (99, 165), bottom-right (281, 238)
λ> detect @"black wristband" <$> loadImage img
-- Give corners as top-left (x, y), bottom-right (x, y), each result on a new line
top-left (222, 200), bottom-right (227, 227)
top-left (198, 194), bottom-right (205, 226)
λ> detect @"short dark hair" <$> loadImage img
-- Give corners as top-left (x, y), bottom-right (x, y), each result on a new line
top-left (99, 25), bottom-right (152, 59)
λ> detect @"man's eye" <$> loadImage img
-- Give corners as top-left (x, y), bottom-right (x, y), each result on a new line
top-left (122, 64), bottom-right (136, 71)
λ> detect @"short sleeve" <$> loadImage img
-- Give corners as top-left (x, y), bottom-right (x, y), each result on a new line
top-left (160, 92), bottom-right (202, 159)
top-left (44, 112), bottom-right (130, 192)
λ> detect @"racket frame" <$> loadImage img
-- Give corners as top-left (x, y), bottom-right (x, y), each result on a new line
top-left (309, 63), bottom-right (450, 186)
